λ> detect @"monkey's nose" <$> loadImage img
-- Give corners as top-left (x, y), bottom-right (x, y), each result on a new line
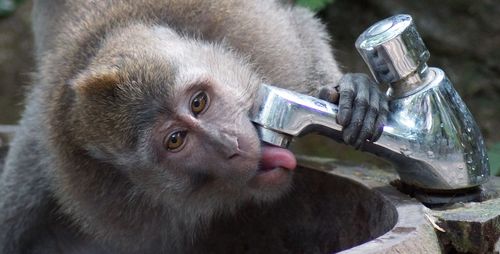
top-left (228, 153), bottom-right (239, 160)
top-left (214, 132), bottom-right (240, 159)
top-left (227, 138), bottom-right (242, 159)
top-left (223, 137), bottom-right (241, 159)
top-left (201, 124), bottom-right (242, 159)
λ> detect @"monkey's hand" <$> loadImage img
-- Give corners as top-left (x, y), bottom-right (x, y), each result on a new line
top-left (318, 73), bottom-right (388, 148)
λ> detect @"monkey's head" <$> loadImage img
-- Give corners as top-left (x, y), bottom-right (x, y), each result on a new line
top-left (68, 25), bottom-right (296, 217)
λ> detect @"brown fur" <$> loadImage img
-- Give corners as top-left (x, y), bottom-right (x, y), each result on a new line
top-left (0, 1), bottom-right (357, 253)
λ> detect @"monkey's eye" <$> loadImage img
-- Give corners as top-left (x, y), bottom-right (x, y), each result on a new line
top-left (191, 91), bottom-right (208, 116)
top-left (164, 131), bottom-right (187, 151)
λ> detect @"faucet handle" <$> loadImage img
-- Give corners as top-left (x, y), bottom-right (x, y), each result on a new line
top-left (355, 14), bottom-right (430, 86)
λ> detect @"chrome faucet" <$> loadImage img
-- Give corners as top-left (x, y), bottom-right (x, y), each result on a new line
top-left (249, 14), bottom-right (490, 191)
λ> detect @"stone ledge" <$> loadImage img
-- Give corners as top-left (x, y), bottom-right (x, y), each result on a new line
top-left (432, 177), bottom-right (500, 253)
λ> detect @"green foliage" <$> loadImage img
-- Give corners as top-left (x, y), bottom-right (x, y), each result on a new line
top-left (0, 0), bottom-right (25, 17)
top-left (296, 0), bottom-right (334, 12)
top-left (489, 142), bottom-right (500, 176)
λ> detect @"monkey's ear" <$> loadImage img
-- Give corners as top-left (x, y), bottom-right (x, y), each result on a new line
top-left (70, 67), bottom-right (120, 95)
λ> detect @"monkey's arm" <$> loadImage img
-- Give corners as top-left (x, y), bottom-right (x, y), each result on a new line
top-left (0, 133), bottom-right (53, 253)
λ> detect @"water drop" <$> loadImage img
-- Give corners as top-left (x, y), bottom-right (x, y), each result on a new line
top-left (399, 146), bottom-right (413, 156)
top-left (427, 151), bottom-right (435, 158)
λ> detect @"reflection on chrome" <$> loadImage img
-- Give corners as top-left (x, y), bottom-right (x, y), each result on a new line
top-left (250, 15), bottom-right (489, 191)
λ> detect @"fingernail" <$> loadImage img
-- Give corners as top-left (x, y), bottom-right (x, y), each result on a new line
top-left (338, 112), bottom-right (347, 125)
top-left (354, 139), bottom-right (363, 149)
top-left (343, 133), bottom-right (351, 145)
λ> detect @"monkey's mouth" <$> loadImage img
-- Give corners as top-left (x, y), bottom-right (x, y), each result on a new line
top-left (258, 144), bottom-right (296, 172)
top-left (247, 144), bottom-right (296, 188)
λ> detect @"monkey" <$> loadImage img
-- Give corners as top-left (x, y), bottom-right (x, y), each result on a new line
top-left (0, 0), bottom-right (388, 253)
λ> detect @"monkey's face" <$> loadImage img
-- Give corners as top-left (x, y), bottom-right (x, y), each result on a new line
top-left (143, 73), bottom-right (297, 206)
top-left (72, 27), bottom-right (296, 213)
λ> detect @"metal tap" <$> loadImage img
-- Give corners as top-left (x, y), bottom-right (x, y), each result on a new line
top-left (249, 14), bottom-right (490, 191)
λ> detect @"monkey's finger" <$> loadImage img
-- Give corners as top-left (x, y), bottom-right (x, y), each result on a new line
top-left (370, 96), bottom-right (389, 142)
top-left (342, 82), bottom-right (369, 145)
top-left (353, 109), bottom-right (377, 149)
top-left (337, 74), bottom-right (356, 126)
top-left (318, 85), bottom-right (340, 104)
top-left (353, 86), bottom-right (380, 148)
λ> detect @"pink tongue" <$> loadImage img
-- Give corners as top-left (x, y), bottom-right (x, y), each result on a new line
top-left (260, 144), bottom-right (297, 171)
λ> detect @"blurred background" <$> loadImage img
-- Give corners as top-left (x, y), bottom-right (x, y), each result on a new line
top-left (0, 0), bottom-right (499, 174)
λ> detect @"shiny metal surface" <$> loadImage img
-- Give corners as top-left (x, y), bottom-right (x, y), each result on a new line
top-left (249, 84), bottom-right (343, 145)
top-left (356, 14), bottom-right (430, 98)
top-left (256, 126), bottom-right (292, 148)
